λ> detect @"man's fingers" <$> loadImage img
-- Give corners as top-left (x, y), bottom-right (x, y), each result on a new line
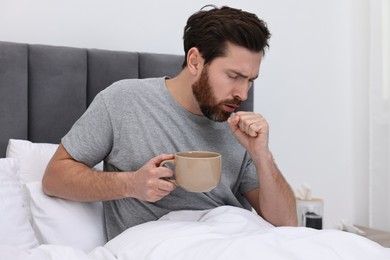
top-left (228, 112), bottom-right (238, 124)
top-left (151, 153), bottom-right (175, 166)
top-left (247, 122), bottom-right (266, 137)
top-left (143, 178), bottom-right (175, 202)
top-left (158, 178), bottom-right (176, 192)
top-left (133, 153), bottom-right (178, 202)
top-left (235, 112), bottom-right (268, 137)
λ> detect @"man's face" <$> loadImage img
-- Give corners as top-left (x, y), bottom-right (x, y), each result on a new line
top-left (192, 43), bottom-right (262, 122)
top-left (192, 66), bottom-right (240, 122)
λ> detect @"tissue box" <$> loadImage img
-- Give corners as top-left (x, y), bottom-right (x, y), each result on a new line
top-left (296, 198), bottom-right (323, 229)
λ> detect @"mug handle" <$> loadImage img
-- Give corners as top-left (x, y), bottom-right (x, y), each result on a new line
top-left (159, 159), bottom-right (177, 186)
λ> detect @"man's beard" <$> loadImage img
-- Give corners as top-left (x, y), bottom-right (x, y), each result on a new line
top-left (192, 67), bottom-right (241, 122)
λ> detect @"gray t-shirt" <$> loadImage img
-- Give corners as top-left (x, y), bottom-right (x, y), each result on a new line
top-left (62, 77), bottom-right (259, 240)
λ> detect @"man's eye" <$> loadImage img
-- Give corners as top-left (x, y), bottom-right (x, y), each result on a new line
top-left (228, 74), bottom-right (238, 79)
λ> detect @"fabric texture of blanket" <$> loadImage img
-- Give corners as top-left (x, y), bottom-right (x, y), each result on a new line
top-left (2, 206), bottom-right (390, 260)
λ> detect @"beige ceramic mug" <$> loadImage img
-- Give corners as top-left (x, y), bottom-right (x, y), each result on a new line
top-left (160, 151), bottom-right (222, 192)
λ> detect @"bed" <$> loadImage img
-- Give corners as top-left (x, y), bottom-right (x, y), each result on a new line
top-left (0, 41), bottom-right (389, 260)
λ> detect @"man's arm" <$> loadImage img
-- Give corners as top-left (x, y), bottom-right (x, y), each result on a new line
top-left (42, 144), bottom-right (176, 202)
top-left (228, 112), bottom-right (297, 226)
top-left (243, 153), bottom-right (297, 226)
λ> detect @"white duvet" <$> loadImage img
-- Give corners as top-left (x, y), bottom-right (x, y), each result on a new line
top-left (3, 206), bottom-right (390, 260)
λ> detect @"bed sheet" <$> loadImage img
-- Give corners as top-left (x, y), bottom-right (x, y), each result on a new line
top-left (2, 206), bottom-right (390, 260)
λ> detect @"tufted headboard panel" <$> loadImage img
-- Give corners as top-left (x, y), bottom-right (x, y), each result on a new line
top-left (0, 41), bottom-right (254, 157)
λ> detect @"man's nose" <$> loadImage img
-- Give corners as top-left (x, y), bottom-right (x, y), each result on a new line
top-left (233, 83), bottom-right (249, 101)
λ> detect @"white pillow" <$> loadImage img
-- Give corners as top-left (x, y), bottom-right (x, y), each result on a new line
top-left (6, 139), bottom-right (58, 183)
top-left (6, 139), bottom-right (104, 184)
top-left (5, 139), bottom-right (59, 224)
top-left (5, 139), bottom-right (106, 251)
top-left (25, 181), bottom-right (107, 252)
top-left (0, 158), bottom-right (39, 250)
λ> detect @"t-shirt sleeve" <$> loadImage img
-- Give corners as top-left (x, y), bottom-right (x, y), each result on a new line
top-left (62, 92), bottom-right (113, 167)
top-left (238, 153), bottom-right (259, 194)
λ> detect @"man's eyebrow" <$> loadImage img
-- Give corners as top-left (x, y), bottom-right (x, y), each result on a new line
top-left (229, 70), bottom-right (258, 81)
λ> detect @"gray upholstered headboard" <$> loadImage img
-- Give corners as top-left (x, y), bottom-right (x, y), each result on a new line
top-left (0, 41), bottom-right (254, 157)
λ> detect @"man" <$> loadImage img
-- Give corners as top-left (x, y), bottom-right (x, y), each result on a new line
top-left (43, 5), bottom-right (297, 240)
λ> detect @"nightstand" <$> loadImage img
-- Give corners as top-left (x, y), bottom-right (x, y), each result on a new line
top-left (355, 225), bottom-right (390, 247)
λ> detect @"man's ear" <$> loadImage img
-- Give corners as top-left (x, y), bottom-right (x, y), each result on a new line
top-left (187, 47), bottom-right (203, 76)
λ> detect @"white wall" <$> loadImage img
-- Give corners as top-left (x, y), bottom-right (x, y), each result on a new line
top-left (256, 0), bottom-right (369, 229)
top-left (0, 0), bottom-right (374, 229)
top-left (368, 0), bottom-right (390, 230)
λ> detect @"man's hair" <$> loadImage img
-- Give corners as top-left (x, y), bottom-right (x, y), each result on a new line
top-left (182, 5), bottom-right (271, 68)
